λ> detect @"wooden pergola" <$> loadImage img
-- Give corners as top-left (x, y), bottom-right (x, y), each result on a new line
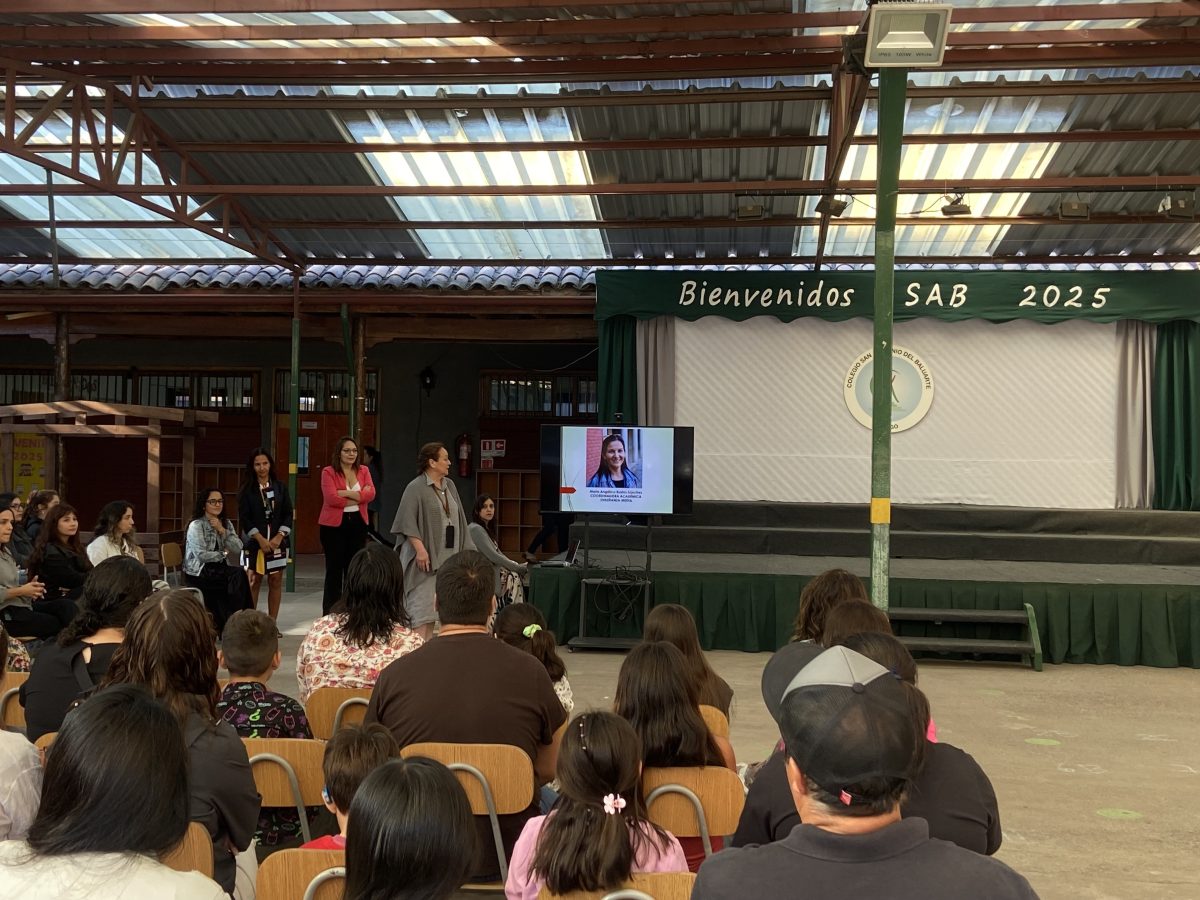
top-left (0, 401), bottom-right (218, 534)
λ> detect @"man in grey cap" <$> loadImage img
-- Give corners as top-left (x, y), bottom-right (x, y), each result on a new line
top-left (694, 646), bottom-right (1038, 899)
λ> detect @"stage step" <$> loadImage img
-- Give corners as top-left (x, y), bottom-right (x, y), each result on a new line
top-left (888, 603), bottom-right (1043, 670)
top-left (898, 636), bottom-right (1039, 666)
top-left (576, 502), bottom-right (1200, 567)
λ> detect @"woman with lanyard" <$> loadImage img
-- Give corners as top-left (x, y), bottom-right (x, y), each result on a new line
top-left (392, 441), bottom-right (471, 641)
top-left (237, 448), bottom-right (293, 620)
top-left (318, 436), bottom-right (375, 616)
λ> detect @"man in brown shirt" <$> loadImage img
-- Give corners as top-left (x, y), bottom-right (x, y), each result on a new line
top-left (365, 549), bottom-right (567, 879)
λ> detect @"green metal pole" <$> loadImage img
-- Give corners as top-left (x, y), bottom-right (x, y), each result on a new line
top-left (287, 276), bottom-right (301, 593)
top-left (340, 303), bottom-right (358, 444)
top-left (869, 67), bottom-right (907, 610)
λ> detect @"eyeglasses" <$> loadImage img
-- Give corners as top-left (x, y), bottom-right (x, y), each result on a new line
top-left (206, 498), bottom-right (224, 505)
top-left (9, 503), bottom-right (23, 510)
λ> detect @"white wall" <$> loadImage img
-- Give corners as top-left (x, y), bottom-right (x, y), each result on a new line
top-left (674, 317), bottom-right (1117, 508)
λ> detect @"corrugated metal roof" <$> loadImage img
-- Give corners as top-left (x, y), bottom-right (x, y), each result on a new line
top-left (1, 4), bottom-right (1198, 267)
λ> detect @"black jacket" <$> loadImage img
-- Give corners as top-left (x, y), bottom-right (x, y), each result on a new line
top-left (733, 742), bottom-right (1002, 856)
top-left (237, 478), bottom-right (294, 551)
top-left (31, 543), bottom-right (91, 601)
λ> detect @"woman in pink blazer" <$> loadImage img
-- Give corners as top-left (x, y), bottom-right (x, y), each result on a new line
top-left (319, 435), bottom-right (376, 614)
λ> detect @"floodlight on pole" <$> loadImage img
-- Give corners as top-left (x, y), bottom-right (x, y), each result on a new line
top-left (864, 2), bottom-right (954, 69)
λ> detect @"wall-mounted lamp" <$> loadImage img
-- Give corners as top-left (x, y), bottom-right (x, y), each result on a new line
top-left (419, 366), bottom-right (437, 397)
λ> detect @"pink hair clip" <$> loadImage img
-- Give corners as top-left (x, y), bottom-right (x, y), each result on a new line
top-left (602, 793), bottom-right (627, 815)
top-left (839, 790), bottom-right (853, 806)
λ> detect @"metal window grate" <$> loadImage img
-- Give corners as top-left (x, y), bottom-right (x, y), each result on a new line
top-left (274, 370), bottom-right (379, 414)
top-left (0, 371), bottom-right (54, 405)
top-left (484, 374), bottom-right (597, 419)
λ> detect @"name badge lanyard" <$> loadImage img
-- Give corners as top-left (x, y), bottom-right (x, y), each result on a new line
top-left (433, 483), bottom-right (454, 549)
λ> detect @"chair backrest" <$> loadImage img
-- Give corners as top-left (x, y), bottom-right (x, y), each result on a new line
top-left (401, 741), bottom-right (534, 885)
top-left (401, 742), bottom-right (534, 815)
top-left (243, 737), bottom-right (327, 842)
top-left (0, 670), bottom-right (29, 729)
top-left (642, 766), bottom-right (746, 857)
top-left (537, 871), bottom-right (697, 900)
top-left (305, 687), bottom-right (373, 740)
top-left (258, 849), bottom-right (345, 900)
top-left (160, 542), bottom-right (184, 585)
top-left (160, 821), bottom-right (215, 879)
top-left (698, 704), bottom-right (729, 738)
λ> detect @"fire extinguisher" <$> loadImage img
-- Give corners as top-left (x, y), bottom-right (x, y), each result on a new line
top-left (456, 433), bottom-right (473, 478)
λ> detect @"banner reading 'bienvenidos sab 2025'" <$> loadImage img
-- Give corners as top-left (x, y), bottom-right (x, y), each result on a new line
top-left (594, 270), bottom-right (1200, 324)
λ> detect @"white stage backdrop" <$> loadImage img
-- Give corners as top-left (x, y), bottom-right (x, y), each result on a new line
top-left (674, 317), bottom-right (1118, 508)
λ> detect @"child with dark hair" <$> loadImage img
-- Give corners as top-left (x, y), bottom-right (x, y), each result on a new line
top-left (344, 757), bottom-right (475, 900)
top-left (301, 723), bottom-right (398, 851)
top-left (494, 603), bottom-right (573, 714)
top-left (217, 609), bottom-right (315, 854)
top-left (819, 599), bottom-right (892, 648)
top-left (506, 711), bottom-right (686, 899)
top-left (20, 556), bottom-right (152, 742)
top-left (643, 603), bottom-right (733, 716)
top-left (103, 590), bottom-right (260, 895)
top-left (614, 641), bottom-right (736, 872)
top-left (791, 568), bottom-right (868, 643)
top-left (0, 683), bottom-right (224, 899)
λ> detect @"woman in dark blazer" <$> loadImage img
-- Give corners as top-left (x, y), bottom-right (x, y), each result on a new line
top-left (26, 503), bottom-right (91, 603)
top-left (237, 447), bottom-right (293, 621)
top-left (318, 435), bottom-right (375, 615)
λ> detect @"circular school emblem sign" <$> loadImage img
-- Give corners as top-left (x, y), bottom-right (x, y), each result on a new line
top-left (844, 346), bottom-right (934, 433)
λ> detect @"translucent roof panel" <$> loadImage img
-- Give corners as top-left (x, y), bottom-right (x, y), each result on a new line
top-left (0, 157), bottom-right (250, 261)
top-left (339, 104), bottom-right (605, 261)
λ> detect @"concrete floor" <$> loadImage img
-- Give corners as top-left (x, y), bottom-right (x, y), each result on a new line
top-left (262, 556), bottom-right (1200, 900)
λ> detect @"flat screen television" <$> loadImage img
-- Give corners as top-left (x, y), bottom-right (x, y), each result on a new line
top-left (539, 425), bottom-right (694, 516)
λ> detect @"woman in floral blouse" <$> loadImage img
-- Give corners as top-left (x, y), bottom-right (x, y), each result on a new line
top-left (297, 543), bottom-right (423, 704)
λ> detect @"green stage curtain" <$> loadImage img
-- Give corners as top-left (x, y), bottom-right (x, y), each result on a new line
top-left (598, 315), bottom-right (638, 424)
top-left (1152, 320), bottom-right (1200, 510)
top-left (530, 568), bottom-right (1200, 668)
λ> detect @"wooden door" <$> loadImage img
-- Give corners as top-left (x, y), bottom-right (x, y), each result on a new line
top-left (273, 415), bottom-right (376, 555)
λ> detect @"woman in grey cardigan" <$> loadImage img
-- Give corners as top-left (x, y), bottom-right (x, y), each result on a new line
top-left (468, 494), bottom-right (527, 607)
top-left (391, 441), bottom-right (472, 640)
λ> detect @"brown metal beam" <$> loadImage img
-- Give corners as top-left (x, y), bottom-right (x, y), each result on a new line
top-left (13, 27), bottom-right (1197, 64)
top-left (5, 5), bottom-right (1192, 43)
top-left (1, 213), bottom-right (1191, 231)
top-left (1, 176), bottom-right (1196, 197)
top-left (55, 41), bottom-right (1200, 83)
top-left (25, 128), bottom-right (1200, 156)
top-left (42, 80), bottom-right (1181, 113)
top-left (815, 64), bottom-right (871, 271)
top-left (0, 254), bottom-right (1194, 270)
top-left (0, 291), bottom-right (598, 315)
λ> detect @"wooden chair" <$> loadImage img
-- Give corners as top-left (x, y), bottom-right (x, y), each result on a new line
top-left (537, 872), bottom-right (697, 900)
top-left (258, 848), bottom-right (345, 900)
top-left (642, 766), bottom-right (746, 860)
top-left (160, 821), bottom-right (215, 879)
top-left (400, 742), bottom-right (534, 887)
top-left (305, 687), bottom-right (372, 740)
top-left (243, 737), bottom-right (326, 843)
top-left (160, 541), bottom-right (185, 587)
top-left (698, 704), bottom-right (730, 738)
top-left (0, 669), bottom-right (29, 729)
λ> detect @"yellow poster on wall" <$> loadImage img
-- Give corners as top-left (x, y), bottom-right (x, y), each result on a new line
top-left (12, 433), bottom-right (48, 498)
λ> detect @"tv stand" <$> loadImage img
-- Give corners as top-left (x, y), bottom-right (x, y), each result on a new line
top-left (567, 514), bottom-right (653, 652)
